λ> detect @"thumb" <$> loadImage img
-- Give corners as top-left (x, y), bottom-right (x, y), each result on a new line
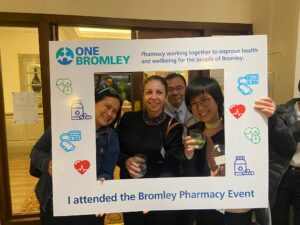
top-left (99, 178), bottom-right (105, 184)
top-left (143, 209), bottom-right (149, 214)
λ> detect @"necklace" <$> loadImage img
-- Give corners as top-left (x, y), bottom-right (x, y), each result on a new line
top-left (205, 118), bottom-right (223, 129)
top-left (143, 111), bottom-right (167, 125)
top-left (205, 118), bottom-right (223, 137)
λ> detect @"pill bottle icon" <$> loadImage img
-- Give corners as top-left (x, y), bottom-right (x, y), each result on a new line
top-left (71, 100), bottom-right (83, 120)
top-left (234, 156), bottom-right (247, 176)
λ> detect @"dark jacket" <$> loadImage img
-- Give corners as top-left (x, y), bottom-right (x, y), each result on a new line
top-left (118, 111), bottom-right (184, 179)
top-left (268, 98), bottom-right (300, 206)
top-left (30, 126), bottom-right (120, 212)
top-left (256, 99), bottom-right (300, 225)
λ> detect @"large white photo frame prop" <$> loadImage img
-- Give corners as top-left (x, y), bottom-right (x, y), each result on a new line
top-left (50, 35), bottom-right (268, 216)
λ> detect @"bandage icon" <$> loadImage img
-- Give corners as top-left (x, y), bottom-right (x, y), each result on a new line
top-left (237, 74), bottom-right (259, 96)
top-left (59, 130), bottom-right (81, 152)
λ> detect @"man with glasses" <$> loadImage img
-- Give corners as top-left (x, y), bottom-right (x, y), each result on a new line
top-left (164, 74), bottom-right (196, 225)
top-left (164, 73), bottom-right (196, 126)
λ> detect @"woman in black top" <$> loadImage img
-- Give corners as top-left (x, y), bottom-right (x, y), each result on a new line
top-left (118, 75), bottom-right (183, 225)
top-left (183, 76), bottom-right (275, 225)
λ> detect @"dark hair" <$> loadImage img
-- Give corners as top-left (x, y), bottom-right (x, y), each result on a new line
top-left (298, 80), bottom-right (300, 92)
top-left (95, 87), bottom-right (123, 126)
top-left (143, 75), bottom-right (167, 93)
top-left (185, 76), bottom-right (224, 118)
top-left (165, 73), bottom-right (187, 86)
top-left (105, 76), bottom-right (113, 81)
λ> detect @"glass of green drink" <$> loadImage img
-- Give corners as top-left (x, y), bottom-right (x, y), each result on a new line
top-left (189, 129), bottom-right (206, 149)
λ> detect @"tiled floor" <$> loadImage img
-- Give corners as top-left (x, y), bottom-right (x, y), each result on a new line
top-left (7, 146), bottom-right (39, 214)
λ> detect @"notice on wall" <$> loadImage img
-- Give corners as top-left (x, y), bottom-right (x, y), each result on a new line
top-left (12, 92), bottom-right (38, 124)
top-left (50, 35), bottom-right (268, 216)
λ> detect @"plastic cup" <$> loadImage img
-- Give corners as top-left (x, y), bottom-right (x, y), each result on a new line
top-left (189, 129), bottom-right (206, 149)
top-left (134, 154), bottom-right (147, 178)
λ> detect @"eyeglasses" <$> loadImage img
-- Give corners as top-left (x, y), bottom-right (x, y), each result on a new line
top-left (167, 85), bottom-right (185, 93)
top-left (191, 97), bottom-right (211, 109)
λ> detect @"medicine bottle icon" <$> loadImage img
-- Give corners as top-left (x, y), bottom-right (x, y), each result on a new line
top-left (71, 100), bottom-right (83, 120)
top-left (234, 156), bottom-right (247, 176)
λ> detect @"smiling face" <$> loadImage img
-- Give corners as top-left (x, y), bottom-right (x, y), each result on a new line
top-left (190, 92), bottom-right (220, 124)
top-left (95, 96), bottom-right (120, 129)
top-left (143, 80), bottom-right (167, 118)
top-left (166, 76), bottom-right (186, 108)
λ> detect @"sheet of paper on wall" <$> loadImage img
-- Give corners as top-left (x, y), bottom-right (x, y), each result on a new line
top-left (12, 92), bottom-right (38, 124)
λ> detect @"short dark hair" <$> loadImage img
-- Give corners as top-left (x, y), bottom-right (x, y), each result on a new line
top-left (143, 75), bottom-right (167, 93)
top-left (165, 73), bottom-right (186, 86)
top-left (105, 76), bottom-right (113, 81)
top-left (95, 87), bottom-right (123, 126)
top-left (298, 80), bottom-right (300, 92)
top-left (185, 76), bottom-right (224, 118)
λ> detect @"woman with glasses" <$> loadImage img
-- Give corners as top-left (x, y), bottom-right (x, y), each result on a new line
top-left (118, 75), bottom-right (184, 225)
top-left (183, 76), bottom-right (275, 225)
top-left (30, 87), bottom-right (123, 225)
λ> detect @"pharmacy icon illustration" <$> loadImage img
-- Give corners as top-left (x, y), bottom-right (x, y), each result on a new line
top-left (74, 160), bottom-right (90, 175)
top-left (244, 127), bottom-right (261, 144)
top-left (56, 78), bottom-right (73, 95)
top-left (229, 104), bottom-right (246, 119)
top-left (71, 100), bottom-right (92, 120)
top-left (59, 130), bottom-right (81, 152)
top-left (237, 74), bottom-right (259, 96)
top-left (234, 156), bottom-right (255, 176)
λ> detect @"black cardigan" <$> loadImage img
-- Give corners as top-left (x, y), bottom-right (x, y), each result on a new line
top-left (118, 111), bottom-right (184, 179)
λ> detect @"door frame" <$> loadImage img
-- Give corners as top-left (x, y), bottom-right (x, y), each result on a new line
top-left (0, 12), bottom-right (252, 225)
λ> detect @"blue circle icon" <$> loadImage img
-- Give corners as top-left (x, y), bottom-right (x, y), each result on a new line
top-left (56, 47), bottom-right (74, 65)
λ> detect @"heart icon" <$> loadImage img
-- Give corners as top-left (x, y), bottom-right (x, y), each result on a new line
top-left (229, 104), bottom-right (246, 119)
top-left (56, 78), bottom-right (73, 95)
top-left (244, 127), bottom-right (261, 144)
top-left (74, 160), bottom-right (90, 175)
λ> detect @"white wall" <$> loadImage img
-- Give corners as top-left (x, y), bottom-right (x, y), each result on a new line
top-left (268, 0), bottom-right (300, 103)
top-left (0, 0), bottom-right (252, 23)
top-left (294, 12), bottom-right (300, 98)
top-left (252, 0), bottom-right (300, 103)
top-left (1, 0), bottom-right (300, 103)
top-left (0, 28), bottom-right (39, 113)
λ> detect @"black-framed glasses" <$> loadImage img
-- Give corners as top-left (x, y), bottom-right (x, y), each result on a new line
top-left (191, 97), bottom-right (211, 109)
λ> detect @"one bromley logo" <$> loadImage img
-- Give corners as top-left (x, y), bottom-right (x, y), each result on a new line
top-left (56, 47), bottom-right (74, 65)
top-left (56, 46), bottom-right (130, 66)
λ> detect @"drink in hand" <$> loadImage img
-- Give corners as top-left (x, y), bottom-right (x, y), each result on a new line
top-left (195, 138), bottom-right (206, 149)
top-left (134, 154), bottom-right (147, 178)
top-left (189, 129), bottom-right (206, 149)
